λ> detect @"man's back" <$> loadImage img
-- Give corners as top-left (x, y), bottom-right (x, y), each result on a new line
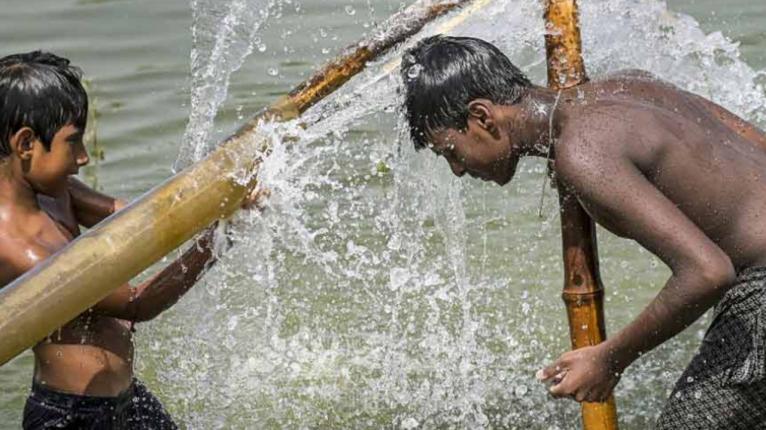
top-left (557, 70), bottom-right (766, 270)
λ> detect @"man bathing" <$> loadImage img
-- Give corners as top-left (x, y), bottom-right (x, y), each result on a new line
top-left (0, 51), bottom-right (264, 429)
top-left (400, 35), bottom-right (766, 428)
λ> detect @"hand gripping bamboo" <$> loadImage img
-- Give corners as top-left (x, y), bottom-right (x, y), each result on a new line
top-left (543, 1), bottom-right (620, 429)
top-left (0, 0), bottom-right (482, 366)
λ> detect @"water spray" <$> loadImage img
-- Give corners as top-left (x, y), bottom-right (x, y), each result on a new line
top-left (0, 0), bottom-right (488, 368)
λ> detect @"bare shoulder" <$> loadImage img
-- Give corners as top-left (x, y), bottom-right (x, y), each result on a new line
top-left (557, 104), bottom-right (629, 163)
top-left (555, 106), bottom-right (661, 202)
top-left (604, 68), bottom-right (659, 81)
top-left (598, 69), bottom-right (678, 94)
top-left (0, 220), bottom-right (51, 287)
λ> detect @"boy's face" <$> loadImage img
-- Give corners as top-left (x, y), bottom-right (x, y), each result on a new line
top-left (22, 124), bottom-right (90, 196)
top-left (429, 122), bottom-right (519, 186)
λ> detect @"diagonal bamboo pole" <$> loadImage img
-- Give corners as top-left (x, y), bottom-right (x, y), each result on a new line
top-left (0, 0), bottom-right (484, 367)
top-left (543, 1), bottom-right (619, 429)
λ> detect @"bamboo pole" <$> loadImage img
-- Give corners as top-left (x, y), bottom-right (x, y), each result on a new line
top-left (0, 0), bottom-right (480, 366)
top-left (543, 1), bottom-right (619, 429)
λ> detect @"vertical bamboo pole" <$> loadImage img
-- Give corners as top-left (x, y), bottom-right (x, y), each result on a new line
top-left (543, 1), bottom-right (619, 429)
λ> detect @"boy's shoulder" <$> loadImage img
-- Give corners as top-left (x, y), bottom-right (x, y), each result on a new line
top-left (0, 201), bottom-right (71, 287)
top-left (557, 105), bottom-right (630, 159)
top-left (602, 68), bottom-right (660, 82)
top-left (0, 225), bottom-right (48, 287)
top-left (554, 105), bottom-right (652, 190)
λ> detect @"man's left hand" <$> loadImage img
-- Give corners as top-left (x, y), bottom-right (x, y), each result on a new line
top-left (242, 184), bottom-right (270, 211)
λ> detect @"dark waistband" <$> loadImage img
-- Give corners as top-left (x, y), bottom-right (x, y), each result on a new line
top-left (30, 379), bottom-right (136, 409)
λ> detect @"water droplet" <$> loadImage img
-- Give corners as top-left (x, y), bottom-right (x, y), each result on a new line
top-left (402, 417), bottom-right (419, 429)
top-left (345, 5), bottom-right (356, 16)
top-left (514, 384), bottom-right (528, 396)
top-left (267, 67), bottom-right (279, 77)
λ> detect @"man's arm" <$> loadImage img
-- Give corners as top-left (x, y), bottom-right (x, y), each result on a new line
top-left (68, 177), bottom-right (127, 227)
top-left (539, 141), bottom-right (735, 402)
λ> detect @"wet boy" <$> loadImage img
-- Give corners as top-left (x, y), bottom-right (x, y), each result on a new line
top-left (401, 35), bottom-right (766, 428)
top-left (0, 52), bottom-right (263, 429)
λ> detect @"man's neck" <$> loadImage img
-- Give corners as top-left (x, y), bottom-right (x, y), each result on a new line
top-left (0, 160), bottom-right (40, 213)
top-left (507, 87), bottom-right (567, 158)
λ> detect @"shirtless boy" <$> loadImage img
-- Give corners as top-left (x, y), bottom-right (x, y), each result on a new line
top-left (0, 52), bottom-right (263, 429)
top-left (400, 35), bottom-right (766, 428)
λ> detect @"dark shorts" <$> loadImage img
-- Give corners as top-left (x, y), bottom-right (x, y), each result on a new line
top-left (656, 267), bottom-right (766, 429)
top-left (23, 378), bottom-right (177, 430)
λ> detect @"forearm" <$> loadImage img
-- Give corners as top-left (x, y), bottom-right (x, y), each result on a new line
top-left (605, 268), bottom-right (734, 371)
top-left (128, 225), bottom-right (221, 321)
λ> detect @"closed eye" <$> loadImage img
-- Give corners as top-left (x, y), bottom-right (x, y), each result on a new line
top-left (67, 132), bottom-right (84, 145)
top-left (433, 144), bottom-right (456, 158)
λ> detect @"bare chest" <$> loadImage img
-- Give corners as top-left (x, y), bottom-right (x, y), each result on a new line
top-left (0, 198), bottom-right (79, 286)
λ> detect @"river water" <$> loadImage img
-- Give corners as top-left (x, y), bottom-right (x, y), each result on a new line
top-left (1, 0), bottom-right (765, 429)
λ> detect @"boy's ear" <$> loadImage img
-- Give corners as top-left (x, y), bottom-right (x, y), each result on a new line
top-left (467, 99), bottom-right (497, 134)
top-left (10, 127), bottom-right (36, 160)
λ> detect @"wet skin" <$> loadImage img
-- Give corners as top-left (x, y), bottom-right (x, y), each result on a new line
top-left (0, 125), bottom-right (223, 397)
top-left (427, 70), bottom-right (766, 402)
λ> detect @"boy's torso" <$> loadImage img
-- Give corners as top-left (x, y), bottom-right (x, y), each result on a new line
top-left (0, 189), bottom-right (134, 397)
top-left (555, 70), bottom-right (766, 270)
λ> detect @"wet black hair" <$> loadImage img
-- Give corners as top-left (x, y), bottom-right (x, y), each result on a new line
top-left (0, 51), bottom-right (88, 157)
top-left (400, 35), bottom-right (532, 150)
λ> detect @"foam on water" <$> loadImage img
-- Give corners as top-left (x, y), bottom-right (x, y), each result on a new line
top-left (145, 1), bottom-right (766, 428)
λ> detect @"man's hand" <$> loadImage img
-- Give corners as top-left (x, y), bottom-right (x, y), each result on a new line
top-left (241, 184), bottom-right (270, 211)
top-left (537, 344), bottom-right (621, 403)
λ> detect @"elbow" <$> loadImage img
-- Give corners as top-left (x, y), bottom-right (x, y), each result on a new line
top-left (127, 302), bottom-right (164, 323)
top-left (131, 308), bottom-right (162, 323)
top-left (675, 251), bottom-right (736, 300)
top-left (130, 313), bottom-right (153, 323)
top-left (690, 252), bottom-right (736, 295)
top-left (114, 199), bottom-right (128, 213)
top-left (703, 255), bottom-right (736, 291)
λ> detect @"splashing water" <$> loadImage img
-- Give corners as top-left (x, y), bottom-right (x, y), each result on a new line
top-left (142, 1), bottom-right (766, 429)
top-left (176, 0), bottom-right (291, 170)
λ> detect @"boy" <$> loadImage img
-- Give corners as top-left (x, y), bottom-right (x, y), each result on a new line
top-left (400, 35), bottom-right (766, 428)
top-left (0, 51), bottom-right (263, 429)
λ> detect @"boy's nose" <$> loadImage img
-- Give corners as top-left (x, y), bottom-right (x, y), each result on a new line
top-left (76, 153), bottom-right (90, 167)
top-left (447, 158), bottom-right (466, 177)
top-left (74, 142), bottom-right (90, 167)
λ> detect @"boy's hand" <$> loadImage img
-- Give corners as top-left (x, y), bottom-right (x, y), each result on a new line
top-left (241, 184), bottom-right (270, 211)
top-left (537, 344), bottom-right (621, 403)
